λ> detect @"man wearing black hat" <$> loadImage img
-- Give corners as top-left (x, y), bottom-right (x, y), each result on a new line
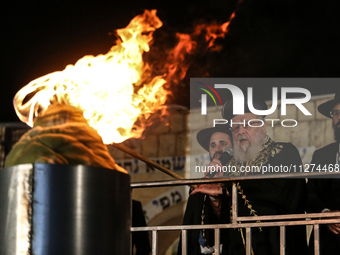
top-left (307, 91), bottom-right (340, 254)
top-left (196, 125), bottom-right (234, 178)
top-left (177, 125), bottom-right (232, 255)
top-left (191, 97), bottom-right (308, 255)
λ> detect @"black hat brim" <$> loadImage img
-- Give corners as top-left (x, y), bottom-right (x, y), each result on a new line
top-left (196, 125), bottom-right (231, 152)
top-left (318, 99), bottom-right (337, 118)
top-left (317, 91), bottom-right (340, 118)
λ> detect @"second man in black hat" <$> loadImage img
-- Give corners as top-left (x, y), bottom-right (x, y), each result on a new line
top-left (307, 91), bottom-right (340, 254)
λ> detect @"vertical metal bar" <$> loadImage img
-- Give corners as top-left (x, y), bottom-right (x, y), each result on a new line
top-left (232, 182), bottom-right (238, 224)
top-left (181, 229), bottom-right (187, 255)
top-left (214, 228), bottom-right (220, 255)
top-left (246, 228), bottom-right (252, 255)
top-left (314, 224), bottom-right (320, 255)
top-left (280, 225), bottom-right (286, 255)
top-left (152, 230), bottom-right (158, 255)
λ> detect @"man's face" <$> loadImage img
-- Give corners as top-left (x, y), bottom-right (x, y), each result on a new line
top-left (231, 113), bottom-right (267, 161)
top-left (209, 132), bottom-right (232, 161)
top-left (332, 103), bottom-right (340, 141)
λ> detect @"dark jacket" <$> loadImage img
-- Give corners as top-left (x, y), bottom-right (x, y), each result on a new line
top-left (179, 141), bottom-right (308, 255)
top-left (177, 192), bottom-right (230, 255)
top-left (225, 142), bottom-right (308, 255)
top-left (307, 142), bottom-right (340, 254)
top-left (132, 200), bottom-right (151, 255)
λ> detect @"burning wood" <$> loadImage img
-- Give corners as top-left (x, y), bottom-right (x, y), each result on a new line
top-left (5, 104), bottom-right (126, 173)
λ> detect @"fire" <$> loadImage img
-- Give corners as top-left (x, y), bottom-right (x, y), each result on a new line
top-left (164, 12), bottom-right (236, 85)
top-left (14, 10), bottom-right (169, 144)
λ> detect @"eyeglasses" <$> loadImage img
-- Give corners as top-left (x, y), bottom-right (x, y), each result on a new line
top-left (229, 121), bottom-right (263, 133)
top-left (330, 110), bottom-right (340, 117)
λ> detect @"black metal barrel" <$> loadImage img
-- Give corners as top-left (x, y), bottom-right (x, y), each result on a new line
top-left (0, 163), bottom-right (131, 255)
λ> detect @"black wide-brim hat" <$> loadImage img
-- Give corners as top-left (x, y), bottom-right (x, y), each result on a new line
top-left (197, 124), bottom-right (231, 152)
top-left (318, 91), bottom-right (340, 118)
top-left (221, 97), bottom-right (268, 120)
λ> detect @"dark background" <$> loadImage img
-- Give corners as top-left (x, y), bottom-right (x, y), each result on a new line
top-left (3, 0), bottom-right (340, 122)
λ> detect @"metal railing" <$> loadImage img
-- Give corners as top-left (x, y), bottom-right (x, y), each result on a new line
top-left (131, 172), bottom-right (340, 255)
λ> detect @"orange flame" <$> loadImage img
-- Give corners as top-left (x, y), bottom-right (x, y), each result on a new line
top-left (14, 10), bottom-right (170, 144)
top-left (165, 12), bottom-right (236, 84)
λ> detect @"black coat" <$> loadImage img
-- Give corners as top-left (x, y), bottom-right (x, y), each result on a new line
top-left (177, 192), bottom-right (230, 255)
top-left (179, 141), bottom-right (308, 255)
top-left (225, 142), bottom-right (308, 255)
top-left (132, 200), bottom-right (151, 255)
top-left (307, 142), bottom-right (340, 254)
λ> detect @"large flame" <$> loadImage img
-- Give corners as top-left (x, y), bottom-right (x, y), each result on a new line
top-left (14, 10), bottom-right (169, 144)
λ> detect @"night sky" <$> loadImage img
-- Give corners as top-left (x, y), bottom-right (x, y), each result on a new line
top-left (3, 0), bottom-right (340, 123)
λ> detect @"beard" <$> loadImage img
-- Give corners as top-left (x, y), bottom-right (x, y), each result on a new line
top-left (210, 151), bottom-right (223, 162)
top-left (333, 120), bottom-right (340, 142)
top-left (233, 129), bottom-right (266, 162)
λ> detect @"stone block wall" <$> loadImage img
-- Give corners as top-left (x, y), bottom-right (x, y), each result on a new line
top-left (0, 123), bottom-right (30, 168)
top-left (265, 94), bottom-right (334, 149)
top-left (189, 94), bottom-right (335, 166)
top-left (106, 106), bottom-right (190, 223)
